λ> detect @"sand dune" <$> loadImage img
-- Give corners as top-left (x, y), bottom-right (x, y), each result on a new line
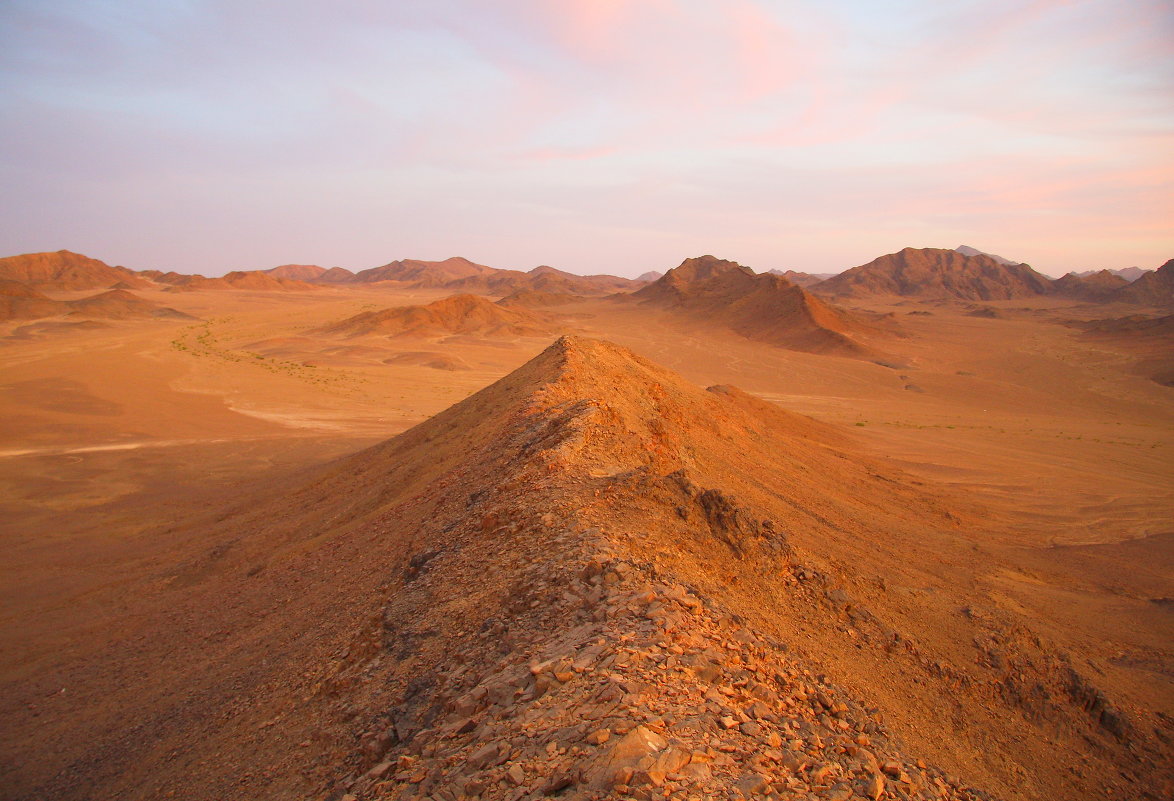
top-left (0, 282), bottom-right (193, 322)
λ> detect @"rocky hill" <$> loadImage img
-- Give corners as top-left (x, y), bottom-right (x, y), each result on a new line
top-left (632, 256), bottom-right (892, 357)
top-left (814, 247), bottom-right (1052, 300)
top-left (1053, 270), bottom-right (1129, 302)
top-left (317, 266), bottom-right (358, 283)
top-left (497, 289), bottom-right (584, 308)
top-left (263, 264), bottom-right (329, 281)
top-left (353, 257), bottom-right (492, 286)
top-left (317, 294), bottom-right (556, 339)
top-left (0, 250), bottom-right (150, 291)
top-left (6, 337), bottom-right (1163, 801)
top-left (1114, 259), bottom-right (1173, 307)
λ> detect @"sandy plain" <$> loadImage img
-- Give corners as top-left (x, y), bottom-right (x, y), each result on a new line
top-left (0, 282), bottom-right (1170, 799)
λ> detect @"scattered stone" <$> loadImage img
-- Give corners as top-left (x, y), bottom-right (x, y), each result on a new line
top-left (863, 771), bottom-right (886, 799)
top-left (735, 772), bottom-right (772, 795)
top-left (585, 728), bottom-right (612, 745)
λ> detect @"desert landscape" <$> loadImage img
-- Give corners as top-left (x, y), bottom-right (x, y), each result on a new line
top-left (0, 247), bottom-right (1170, 801)
top-left (3, 3), bottom-right (1171, 799)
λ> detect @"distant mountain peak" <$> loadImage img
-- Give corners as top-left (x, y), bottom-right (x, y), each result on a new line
top-left (955, 245), bottom-right (1022, 267)
top-left (663, 255), bottom-right (754, 284)
top-left (1070, 266), bottom-right (1150, 283)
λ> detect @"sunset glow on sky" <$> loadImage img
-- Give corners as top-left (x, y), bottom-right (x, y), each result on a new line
top-left (1, 1), bottom-right (1171, 277)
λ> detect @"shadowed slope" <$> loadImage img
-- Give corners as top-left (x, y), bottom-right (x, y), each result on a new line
top-left (1115, 259), bottom-right (1174, 307)
top-left (0, 283), bottom-right (194, 321)
top-left (65, 289), bottom-right (196, 320)
top-left (1054, 270), bottom-right (1129, 302)
top-left (0, 280), bottom-right (66, 320)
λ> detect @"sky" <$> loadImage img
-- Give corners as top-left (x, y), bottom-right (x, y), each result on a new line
top-left (1, 1), bottom-right (1171, 279)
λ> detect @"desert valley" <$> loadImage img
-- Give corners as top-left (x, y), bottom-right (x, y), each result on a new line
top-left (0, 246), bottom-right (1171, 801)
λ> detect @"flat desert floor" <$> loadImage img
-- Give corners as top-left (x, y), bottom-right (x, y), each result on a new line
top-left (1, 285), bottom-right (1171, 799)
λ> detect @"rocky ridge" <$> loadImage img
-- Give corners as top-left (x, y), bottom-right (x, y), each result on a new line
top-left (301, 338), bottom-right (1164, 801)
top-left (339, 547), bottom-right (995, 801)
top-left (7, 338), bottom-right (1166, 801)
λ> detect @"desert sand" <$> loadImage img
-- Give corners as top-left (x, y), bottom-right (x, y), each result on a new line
top-left (0, 254), bottom-right (1171, 801)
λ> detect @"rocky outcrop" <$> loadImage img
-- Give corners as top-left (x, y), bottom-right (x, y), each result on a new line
top-left (631, 256), bottom-right (895, 357)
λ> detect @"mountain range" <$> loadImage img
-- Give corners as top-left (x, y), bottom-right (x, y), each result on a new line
top-left (1, 248), bottom-right (1170, 310)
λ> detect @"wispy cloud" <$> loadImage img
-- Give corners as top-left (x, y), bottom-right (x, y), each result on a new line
top-left (0, 0), bottom-right (1170, 276)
